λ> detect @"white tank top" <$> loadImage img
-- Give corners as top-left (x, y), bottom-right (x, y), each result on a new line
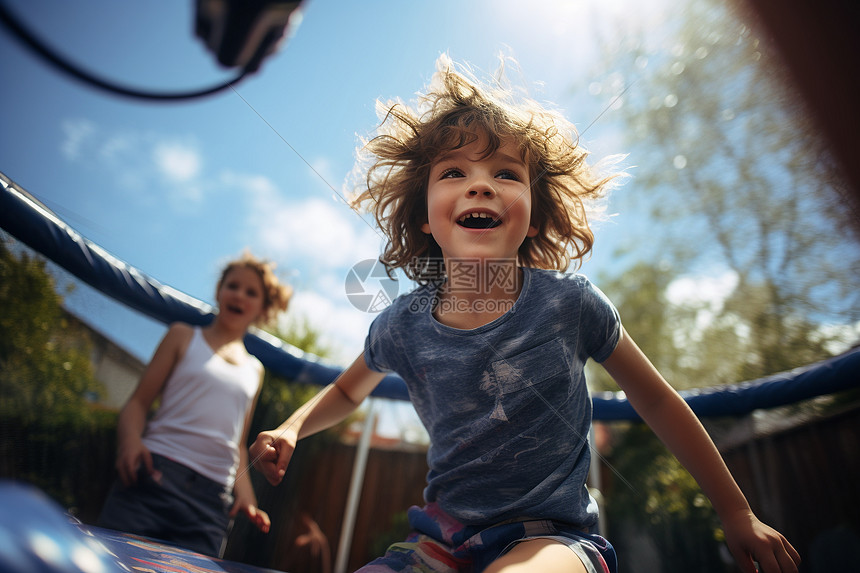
top-left (142, 327), bottom-right (262, 487)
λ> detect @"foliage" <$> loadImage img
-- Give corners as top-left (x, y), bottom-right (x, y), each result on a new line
top-left (604, 424), bottom-right (726, 572)
top-left (578, 0), bottom-right (860, 569)
top-left (252, 318), bottom-right (352, 440)
top-left (0, 237), bottom-right (105, 423)
top-left (0, 413), bottom-right (117, 521)
top-left (587, 261), bottom-right (686, 391)
top-left (0, 236), bottom-right (117, 518)
top-left (586, 0), bottom-right (858, 385)
top-left (274, 313), bottom-right (337, 359)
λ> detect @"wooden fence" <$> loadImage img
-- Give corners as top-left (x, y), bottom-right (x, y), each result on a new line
top-left (224, 439), bottom-right (429, 573)
top-left (224, 402), bottom-right (860, 573)
top-left (720, 403), bottom-right (860, 570)
top-left (2, 401), bottom-right (858, 572)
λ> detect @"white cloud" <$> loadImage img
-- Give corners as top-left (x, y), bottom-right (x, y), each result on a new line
top-left (815, 322), bottom-right (860, 355)
top-left (309, 156), bottom-right (338, 190)
top-left (666, 271), bottom-right (739, 310)
top-left (666, 271), bottom-right (740, 342)
top-left (153, 142), bottom-right (201, 183)
top-left (60, 119), bottom-right (96, 160)
top-left (235, 171), bottom-right (382, 269)
top-left (284, 289), bottom-right (377, 365)
top-left (54, 121), bottom-right (392, 367)
top-left (99, 134), bottom-right (136, 161)
top-left (217, 169), bottom-right (391, 359)
top-left (59, 119), bottom-right (207, 203)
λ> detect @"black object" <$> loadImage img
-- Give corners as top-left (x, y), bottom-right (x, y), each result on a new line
top-left (0, 0), bottom-right (302, 101)
top-left (195, 0), bottom-right (303, 72)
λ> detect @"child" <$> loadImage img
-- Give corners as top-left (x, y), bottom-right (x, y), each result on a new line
top-left (98, 252), bottom-right (292, 557)
top-left (250, 56), bottom-right (800, 572)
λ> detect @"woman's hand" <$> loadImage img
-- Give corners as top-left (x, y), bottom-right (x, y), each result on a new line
top-left (230, 481), bottom-right (271, 533)
top-left (115, 438), bottom-right (161, 486)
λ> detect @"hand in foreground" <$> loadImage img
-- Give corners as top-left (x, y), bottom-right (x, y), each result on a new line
top-left (249, 429), bottom-right (297, 486)
top-left (723, 510), bottom-right (801, 573)
top-left (116, 438), bottom-right (161, 486)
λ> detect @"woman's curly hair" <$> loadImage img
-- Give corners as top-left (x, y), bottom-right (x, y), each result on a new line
top-left (351, 55), bottom-right (625, 283)
top-left (217, 251), bottom-right (292, 326)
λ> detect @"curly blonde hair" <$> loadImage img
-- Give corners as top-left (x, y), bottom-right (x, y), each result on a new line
top-left (351, 55), bottom-right (624, 283)
top-left (217, 251), bottom-right (292, 326)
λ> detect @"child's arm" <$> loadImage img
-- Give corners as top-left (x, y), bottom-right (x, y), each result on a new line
top-left (250, 353), bottom-right (386, 486)
top-left (601, 327), bottom-right (801, 573)
top-left (230, 375), bottom-right (271, 533)
top-left (115, 323), bottom-right (192, 486)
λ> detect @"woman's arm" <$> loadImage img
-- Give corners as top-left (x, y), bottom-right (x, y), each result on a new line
top-left (250, 353), bottom-right (386, 486)
top-left (115, 323), bottom-right (192, 485)
top-left (601, 327), bottom-right (800, 573)
top-left (230, 370), bottom-right (271, 532)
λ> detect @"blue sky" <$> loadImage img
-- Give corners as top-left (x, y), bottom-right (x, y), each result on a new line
top-left (2, 0), bottom-right (670, 366)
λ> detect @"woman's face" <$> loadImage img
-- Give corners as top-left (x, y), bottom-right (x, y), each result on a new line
top-left (216, 266), bottom-right (265, 328)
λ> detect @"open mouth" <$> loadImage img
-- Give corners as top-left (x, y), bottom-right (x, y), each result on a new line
top-left (457, 212), bottom-right (501, 229)
top-left (226, 304), bottom-right (243, 315)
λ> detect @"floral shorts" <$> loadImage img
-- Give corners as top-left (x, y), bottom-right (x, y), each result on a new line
top-left (357, 503), bottom-right (616, 573)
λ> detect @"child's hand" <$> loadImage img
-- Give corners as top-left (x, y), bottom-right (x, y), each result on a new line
top-left (250, 429), bottom-right (297, 486)
top-left (723, 510), bottom-right (801, 572)
top-left (115, 439), bottom-right (161, 486)
top-left (230, 497), bottom-right (271, 533)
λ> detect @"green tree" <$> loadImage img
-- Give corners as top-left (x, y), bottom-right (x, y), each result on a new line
top-left (603, 424), bottom-right (726, 572)
top-left (0, 237), bottom-right (104, 422)
top-left (586, 0), bottom-right (859, 385)
top-left (587, 261), bottom-right (687, 391)
top-left (578, 2), bottom-right (859, 570)
top-left (586, 262), bottom-right (728, 570)
top-left (0, 236), bottom-right (113, 513)
top-left (277, 314), bottom-right (336, 359)
top-left (252, 315), bottom-right (343, 432)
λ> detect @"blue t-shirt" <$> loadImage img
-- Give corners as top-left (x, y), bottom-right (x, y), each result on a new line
top-left (364, 267), bottom-right (621, 529)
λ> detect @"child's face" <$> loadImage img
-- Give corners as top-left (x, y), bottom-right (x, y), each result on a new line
top-left (216, 266), bottom-right (266, 328)
top-left (422, 136), bottom-right (538, 265)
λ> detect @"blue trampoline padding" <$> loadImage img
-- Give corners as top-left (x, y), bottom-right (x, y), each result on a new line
top-left (591, 346), bottom-right (860, 421)
top-left (0, 173), bottom-right (409, 402)
top-left (0, 480), bottom-right (286, 573)
top-left (1, 172), bottom-right (857, 417)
